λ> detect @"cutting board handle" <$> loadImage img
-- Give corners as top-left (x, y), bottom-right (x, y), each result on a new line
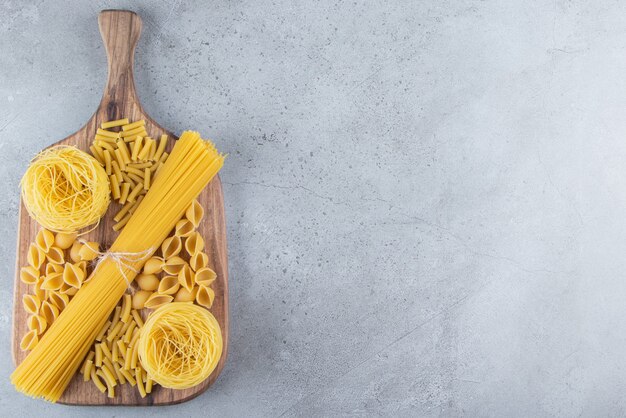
top-left (97, 10), bottom-right (142, 116)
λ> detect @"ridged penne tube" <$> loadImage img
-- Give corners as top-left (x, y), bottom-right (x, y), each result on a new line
top-left (119, 182), bottom-right (131, 204)
top-left (121, 120), bottom-right (145, 131)
top-left (110, 175), bottom-right (121, 200)
top-left (91, 369), bottom-right (106, 393)
top-left (97, 128), bottom-right (120, 139)
top-left (144, 168), bottom-right (151, 190)
top-left (101, 118), bottom-right (129, 129)
top-left (103, 150), bottom-right (112, 175)
top-left (127, 183), bottom-right (143, 203)
top-left (121, 294), bottom-right (132, 323)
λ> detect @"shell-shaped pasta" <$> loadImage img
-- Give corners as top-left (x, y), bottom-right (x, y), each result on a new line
top-left (177, 264), bottom-right (195, 293)
top-left (60, 282), bottom-right (78, 296)
top-left (161, 236), bottom-right (182, 259)
top-left (135, 274), bottom-right (159, 291)
top-left (184, 232), bottom-right (205, 256)
top-left (195, 267), bottom-right (217, 287)
top-left (20, 266), bottom-right (40, 285)
top-left (174, 219), bottom-right (195, 238)
top-left (35, 228), bottom-right (55, 252)
top-left (75, 260), bottom-right (89, 278)
top-left (27, 314), bottom-right (47, 335)
top-left (27, 244), bottom-right (46, 270)
top-left (162, 256), bottom-right (186, 275)
top-left (63, 263), bottom-right (85, 289)
top-left (54, 232), bottom-right (77, 250)
top-left (46, 246), bottom-right (65, 264)
top-left (20, 329), bottom-right (38, 351)
top-left (70, 241), bottom-right (82, 263)
top-left (40, 300), bottom-right (60, 325)
top-left (34, 277), bottom-right (46, 301)
top-left (132, 290), bottom-right (151, 309)
top-left (41, 272), bottom-right (64, 291)
top-left (190, 252), bottom-right (209, 272)
top-left (45, 262), bottom-right (64, 275)
top-left (22, 294), bottom-right (40, 315)
top-left (143, 257), bottom-right (164, 275)
top-left (48, 291), bottom-right (69, 310)
top-left (174, 286), bottom-right (198, 302)
top-left (157, 275), bottom-right (180, 295)
top-left (143, 293), bottom-right (173, 309)
top-left (185, 199), bottom-right (204, 227)
top-left (79, 241), bottom-right (100, 261)
top-left (196, 285), bottom-right (215, 308)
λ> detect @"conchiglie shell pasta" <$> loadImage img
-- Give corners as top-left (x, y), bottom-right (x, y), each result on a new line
top-left (63, 263), bottom-right (85, 289)
top-left (20, 329), bottom-right (38, 351)
top-left (79, 241), bottom-right (100, 261)
top-left (60, 282), bottom-right (78, 296)
top-left (174, 286), bottom-right (198, 302)
top-left (27, 314), bottom-right (47, 335)
top-left (184, 232), bottom-right (204, 256)
top-left (132, 290), bottom-right (151, 309)
top-left (161, 236), bottom-right (182, 259)
top-left (40, 301), bottom-right (59, 325)
top-left (196, 285), bottom-right (215, 308)
top-left (143, 257), bottom-right (164, 275)
top-left (185, 199), bottom-right (204, 227)
top-left (189, 252), bottom-right (209, 272)
top-left (48, 291), bottom-right (69, 310)
top-left (195, 267), bottom-right (217, 287)
top-left (163, 256), bottom-right (186, 275)
top-left (174, 219), bottom-right (194, 238)
top-left (70, 241), bottom-right (82, 263)
top-left (46, 246), bottom-right (65, 265)
top-left (143, 293), bottom-right (173, 309)
top-left (20, 266), bottom-right (40, 285)
top-left (135, 274), bottom-right (159, 291)
top-left (27, 244), bottom-right (46, 270)
top-left (157, 275), bottom-right (180, 295)
top-left (22, 294), bottom-right (40, 315)
top-left (54, 232), bottom-right (77, 250)
top-left (41, 272), bottom-right (64, 291)
top-left (45, 262), bottom-right (63, 276)
top-left (34, 278), bottom-right (46, 301)
top-left (35, 229), bottom-right (55, 252)
top-left (177, 264), bottom-right (195, 293)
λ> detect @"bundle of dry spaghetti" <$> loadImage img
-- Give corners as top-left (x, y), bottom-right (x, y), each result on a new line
top-left (138, 303), bottom-right (223, 389)
top-left (11, 132), bottom-right (224, 402)
top-left (20, 146), bottom-right (110, 233)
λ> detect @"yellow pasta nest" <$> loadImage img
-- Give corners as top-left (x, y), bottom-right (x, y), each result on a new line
top-left (138, 302), bottom-right (222, 389)
top-left (21, 146), bottom-right (110, 233)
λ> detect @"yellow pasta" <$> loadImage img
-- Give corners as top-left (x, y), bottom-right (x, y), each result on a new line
top-left (54, 232), bottom-right (76, 250)
top-left (195, 267), bottom-right (217, 287)
top-left (22, 294), bottom-right (40, 315)
top-left (101, 118), bottom-right (129, 129)
top-left (35, 229), bottom-right (55, 252)
top-left (121, 120), bottom-right (145, 131)
top-left (144, 293), bottom-right (173, 309)
top-left (21, 146), bottom-right (110, 233)
top-left (135, 274), bottom-right (159, 291)
top-left (41, 273), bottom-right (64, 291)
top-left (163, 256), bottom-right (186, 275)
top-left (157, 275), bottom-right (180, 295)
top-left (78, 241), bottom-right (99, 261)
top-left (189, 251), bottom-right (209, 272)
top-left (20, 266), bottom-right (39, 285)
top-left (184, 232), bottom-right (204, 256)
top-left (46, 246), bottom-right (64, 265)
top-left (110, 175), bottom-right (121, 200)
top-left (142, 257), bottom-right (164, 275)
top-left (138, 303), bottom-right (222, 389)
top-left (132, 290), bottom-right (151, 310)
top-left (144, 168), bottom-right (151, 190)
top-left (27, 244), bottom-right (45, 269)
top-left (20, 330), bottom-right (39, 351)
top-left (119, 182), bottom-right (130, 204)
top-left (174, 287), bottom-right (197, 303)
top-left (174, 219), bottom-right (195, 238)
top-left (161, 236), bottom-right (182, 259)
top-left (177, 265), bottom-right (195, 293)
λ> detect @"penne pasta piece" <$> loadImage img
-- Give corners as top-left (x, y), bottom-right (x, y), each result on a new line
top-left (119, 182), bottom-right (131, 204)
top-left (91, 369), bottom-right (106, 393)
top-left (144, 168), bottom-right (151, 190)
top-left (101, 118), bottom-right (129, 129)
top-left (90, 145), bottom-right (105, 165)
top-left (121, 294), bottom-right (132, 323)
top-left (97, 128), bottom-right (120, 139)
top-left (110, 175), bottom-right (121, 200)
top-left (96, 140), bottom-right (116, 153)
top-left (94, 135), bottom-right (117, 143)
top-left (111, 160), bottom-right (123, 183)
top-left (127, 183), bottom-right (143, 203)
top-left (103, 150), bottom-right (112, 175)
top-left (113, 212), bottom-right (132, 232)
top-left (154, 134), bottom-right (168, 161)
top-left (121, 120), bottom-right (145, 131)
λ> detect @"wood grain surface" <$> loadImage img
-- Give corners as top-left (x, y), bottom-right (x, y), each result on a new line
top-left (11, 10), bottom-right (229, 406)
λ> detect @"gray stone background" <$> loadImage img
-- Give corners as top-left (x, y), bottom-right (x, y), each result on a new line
top-left (1, 0), bottom-right (625, 417)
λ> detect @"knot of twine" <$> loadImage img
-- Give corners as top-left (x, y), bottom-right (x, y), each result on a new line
top-left (79, 239), bottom-right (154, 286)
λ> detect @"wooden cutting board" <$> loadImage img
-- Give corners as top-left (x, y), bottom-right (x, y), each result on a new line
top-left (11, 10), bottom-right (229, 405)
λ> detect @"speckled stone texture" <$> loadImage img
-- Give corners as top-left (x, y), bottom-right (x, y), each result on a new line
top-left (2, 1), bottom-right (626, 416)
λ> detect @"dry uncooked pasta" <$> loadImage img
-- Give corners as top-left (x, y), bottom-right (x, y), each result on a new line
top-left (21, 146), bottom-right (110, 233)
top-left (138, 303), bottom-right (222, 389)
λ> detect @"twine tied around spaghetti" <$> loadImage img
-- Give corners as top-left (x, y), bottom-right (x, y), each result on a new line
top-left (79, 239), bottom-right (154, 287)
